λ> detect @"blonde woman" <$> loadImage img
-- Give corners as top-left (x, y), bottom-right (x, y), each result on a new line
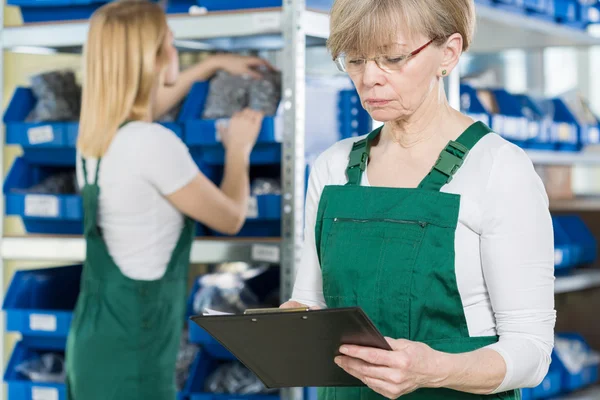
top-left (65, 1), bottom-right (266, 399)
top-left (282, 0), bottom-right (556, 399)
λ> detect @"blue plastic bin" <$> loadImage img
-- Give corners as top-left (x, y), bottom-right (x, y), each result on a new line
top-left (182, 350), bottom-right (280, 400)
top-left (491, 0), bottom-right (526, 13)
top-left (521, 367), bottom-right (562, 399)
top-left (554, 333), bottom-right (600, 392)
top-left (4, 341), bottom-right (67, 400)
top-left (12, 0), bottom-right (194, 23)
top-left (198, 0), bottom-right (332, 12)
top-left (515, 94), bottom-right (553, 150)
top-left (4, 87), bottom-right (183, 166)
top-left (4, 157), bottom-right (83, 235)
top-left (181, 81), bottom-right (280, 166)
top-left (4, 87), bottom-right (79, 166)
top-left (553, 217), bottom-right (576, 271)
top-left (554, 0), bottom-right (585, 28)
top-left (555, 215), bottom-right (597, 266)
top-left (337, 89), bottom-right (372, 139)
top-left (3, 265), bottom-right (81, 339)
top-left (187, 267), bottom-right (280, 359)
top-left (549, 98), bottom-right (581, 151)
top-left (459, 84), bottom-right (492, 127)
top-left (489, 89), bottom-right (535, 148)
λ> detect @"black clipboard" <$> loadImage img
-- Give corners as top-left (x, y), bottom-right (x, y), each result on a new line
top-left (189, 306), bottom-right (392, 388)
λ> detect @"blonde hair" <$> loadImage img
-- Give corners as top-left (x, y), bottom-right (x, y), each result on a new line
top-left (78, 0), bottom-right (170, 158)
top-left (327, 0), bottom-right (475, 59)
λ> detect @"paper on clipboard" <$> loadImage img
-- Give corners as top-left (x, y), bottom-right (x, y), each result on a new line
top-left (202, 308), bottom-right (234, 316)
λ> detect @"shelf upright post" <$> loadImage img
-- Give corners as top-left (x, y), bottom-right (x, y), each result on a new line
top-left (0, 0), bottom-right (6, 389)
top-left (281, 0), bottom-right (307, 398)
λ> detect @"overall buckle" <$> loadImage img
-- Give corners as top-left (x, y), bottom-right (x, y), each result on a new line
top-left (433, 141), bottom-right (470, 183)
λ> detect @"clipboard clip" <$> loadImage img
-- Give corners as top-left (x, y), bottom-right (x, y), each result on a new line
top-left (243, 307), bottom-right (310, 315)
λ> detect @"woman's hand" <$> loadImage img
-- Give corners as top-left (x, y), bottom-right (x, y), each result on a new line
top-left (335, 338), bottom-right (446, 399)
top-left (219, 109), bottom-right (264, 156)
top-left (280, 301), bottom-right (321, 310)
top-left (207, 54), bottom-right (275, 79)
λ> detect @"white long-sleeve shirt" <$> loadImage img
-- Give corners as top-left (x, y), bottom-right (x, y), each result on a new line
top-left (290, 131), bottom-right (556, 393)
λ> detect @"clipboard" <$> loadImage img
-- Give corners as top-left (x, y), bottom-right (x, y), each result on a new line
top-left (189, 306), bottom-right (392, 389)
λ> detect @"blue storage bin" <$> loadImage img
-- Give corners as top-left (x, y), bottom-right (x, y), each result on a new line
top-left (4, 87), bottom-right (79, 166)
top-left (491, 0), bottom-right (526, 13)
top-left (554, 333), bottom-right (600, 392)
top-left (4, 157), bottom-right (83, 235)
top-left (198, 0), bottom-right (332, 12)
top-left (337, 89), bottom-right (372, 139)
top-left (12, 0), bottom-right (194, 23)
top-left (554, 0), bottom-right (585, 28)
top-left (515, 94), bottom-right (553, 150)
top-left (459, 84), bottom-right (492, 127)
top-left (187, 267), bottom-right (280, 359)
top-left (489, 88), bottom-right (534, 148)
top-left (553, 217), bottom-right (576, 271)
top-left (4, 341), bottom-right (67, 400)
top-left (555, 215), bottom-right (597, 266)
top-left (199, 164), bottom-right (281, 237)
top-left (181, 81), bottom-right (281, 166)
top-left (3, 265), bottom-right (81, 339)
top-left (521, 367), bottom-right (562, 399)
top-left (549, 98), bottom-right (581, 151)
top-left (4, 87), bottom-right (183, 166)
top-left (182, 350), bottom-right (280, 400)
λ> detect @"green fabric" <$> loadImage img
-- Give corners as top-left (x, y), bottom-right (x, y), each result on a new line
top-left (65, 158), bottom-right (194, 400)
top-left (316, 122), bottom-right (520, 400)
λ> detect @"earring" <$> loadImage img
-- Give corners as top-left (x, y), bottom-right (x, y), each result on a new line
top-left (442, 70), bottom-right (447, 76)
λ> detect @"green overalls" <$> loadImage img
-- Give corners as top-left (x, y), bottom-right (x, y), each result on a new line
top-left (65, 157), bottom-right (194, 400)
top-left (316, 122), bottom-right (520, 400)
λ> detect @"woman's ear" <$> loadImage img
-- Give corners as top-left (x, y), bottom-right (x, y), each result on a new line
top-left (438, 33), bottom-right (463, 78)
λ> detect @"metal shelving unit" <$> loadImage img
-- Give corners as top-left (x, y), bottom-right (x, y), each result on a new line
top-left (555, 269), bottom-right (600, 294)
top-left (4, 2), bottom-right (600, 400)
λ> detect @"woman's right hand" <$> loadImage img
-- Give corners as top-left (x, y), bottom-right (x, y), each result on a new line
top-left (220, 109), bottom-right (264, 156)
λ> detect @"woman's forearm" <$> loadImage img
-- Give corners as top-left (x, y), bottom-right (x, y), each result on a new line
top-left (433, 348), bottom-right (506, 394)
top-left (153, 57), bottom-right (219, 119)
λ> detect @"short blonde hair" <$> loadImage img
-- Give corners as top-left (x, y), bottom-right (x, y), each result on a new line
top-left (327, 0), bottom-right (475, 59)
top-left (78, 0), bottom-right (170, 158)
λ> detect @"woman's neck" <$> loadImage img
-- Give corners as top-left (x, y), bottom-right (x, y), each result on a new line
top-left (383, 84), bottom-right (454, 148)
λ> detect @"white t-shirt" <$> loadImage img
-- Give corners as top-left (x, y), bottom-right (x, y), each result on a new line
top-left (77, 121), bottom-right (199, 281)
top-left (290, 132), bottom-right (556, 393)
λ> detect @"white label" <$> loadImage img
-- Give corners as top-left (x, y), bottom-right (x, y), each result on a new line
top-left (27, 126), bottom-right (54, 145)
top-left (589, 127), bottom-right (600, 143)
top-left (247, 196), bottom-right (259, 219)
top-left (555, 249), bottom-right (564, 266)
top-left (25, 195), bottom-right (59, 218)
top-left (252, 13), bottom-right (280, 31)
top-left (251, 244), bottom-right (280, 263)
top-left (214, 119), bottom-right (230, 143)
top-left (542, 378), bottom-right (551, 391)
top-left (32, 387), bottom-right (58, 400)
top-left (29, 314), bottom-right (57, 332)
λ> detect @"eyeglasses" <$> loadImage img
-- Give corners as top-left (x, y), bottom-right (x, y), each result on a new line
top-left (335, 39), bottom-right (434, 74)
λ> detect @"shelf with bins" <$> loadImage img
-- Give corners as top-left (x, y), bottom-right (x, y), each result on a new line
top-left (4, 3), bottom-right (600, 52)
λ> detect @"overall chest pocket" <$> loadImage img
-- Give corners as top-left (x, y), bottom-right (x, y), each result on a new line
top-left (321, 218), bottom-right (427, 305)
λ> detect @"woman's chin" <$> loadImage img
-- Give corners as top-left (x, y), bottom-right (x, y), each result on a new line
top-left (368, 109), bottom-right (401, 123)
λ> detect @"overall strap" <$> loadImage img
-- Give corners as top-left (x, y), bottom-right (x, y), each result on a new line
top-left (81, 157), bottom-right (102, 186)
top-left (418, 122), bottom-right (492, 192)
top-left (345, 127), bottom-right (383, 186)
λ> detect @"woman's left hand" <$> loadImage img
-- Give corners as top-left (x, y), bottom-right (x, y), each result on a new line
top-left (335, 338), bottom-right (446, 399)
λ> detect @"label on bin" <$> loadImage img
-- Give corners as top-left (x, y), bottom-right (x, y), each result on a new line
top-left (30, 314), bottom-right (57, 332)
top-left (252, 13), bottom-right (280, 31)
top-left (32, 387), bottom-right (58, 400)
top-left (554, 249), bottom-right (564, 266)
top-left (25, 195), bottom-right (59, 218)
top-left (251, 244), bottom-right (280, 263)
top-left (247, 196), bottom-right (259, 219)
top-left (28, 125), bottom-right (55, 145)
top-left (215, 119), bottom-right (230, 142)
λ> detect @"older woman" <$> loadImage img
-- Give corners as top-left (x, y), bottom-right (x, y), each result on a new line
top-left (281, 0), bottom-right (556, 399)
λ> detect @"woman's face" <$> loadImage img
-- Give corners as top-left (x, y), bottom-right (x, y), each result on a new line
top-left (347, 32), bottom-right (445, 123)
top-left (161, 29), bottom-right (179, 86)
